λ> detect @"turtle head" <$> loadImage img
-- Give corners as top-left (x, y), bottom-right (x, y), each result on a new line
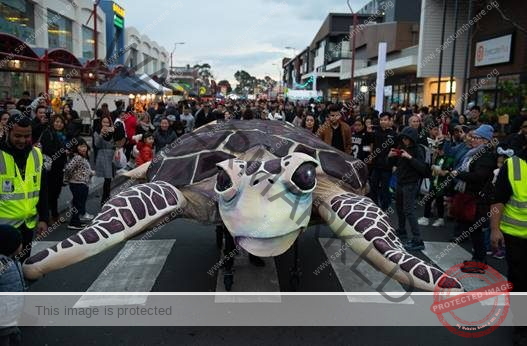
top-left (215, 153), bottom-right (318, 257)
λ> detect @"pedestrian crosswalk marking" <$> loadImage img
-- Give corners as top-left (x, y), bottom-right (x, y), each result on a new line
top-left (215, 252), bottom-right (281, 303)
top-left (423, 241), bottom-right (507, 306)
top-left (318, 239), bottom-right (414, 304)
top-left (73, 239), bottom-right (175, 308)
top-left (31, 241), bottom-right (58, 256)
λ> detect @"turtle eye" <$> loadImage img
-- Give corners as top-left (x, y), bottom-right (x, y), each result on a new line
top-left (291, 163), bottom-right (317, 191)
top-left (216, 168), bottom-right (232, 192)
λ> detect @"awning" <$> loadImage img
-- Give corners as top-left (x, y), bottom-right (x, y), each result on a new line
top-left (89, 70), bottom-right (159, 94)
top-left (139, 74), bottom-right (172, 94)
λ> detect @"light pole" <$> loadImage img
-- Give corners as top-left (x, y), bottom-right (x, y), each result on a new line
top-left (170, 42), bottom-right (185, 72)
top-left (347, 0), bottom-right (358, 102)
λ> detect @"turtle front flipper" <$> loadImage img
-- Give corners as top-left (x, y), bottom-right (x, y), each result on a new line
top-left (23, 181), bottom-right (186, 280)
top-left (315, 190), bottom-right (463, 292)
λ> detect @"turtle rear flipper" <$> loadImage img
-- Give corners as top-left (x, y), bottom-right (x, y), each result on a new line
top-left (316, 190), bottom-right (463, 292)
top-left (23, 181), bottom-right (186, 280)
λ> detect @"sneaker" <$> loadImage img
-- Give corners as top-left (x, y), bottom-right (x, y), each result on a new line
top-left (80, 213), bottom-right (95, 221)
top-left (432, 218), bottom-right (445, 227)
top-left (492, 250), bottom-right (505, 260)
top-left (404, 239), bottom-right (425, 251)
top-left (486, 250), bottom-right (493, 255)
top-left (67, 224), bottom-right (84, 230)
top-left (418, 217), bottom-right (430, 226)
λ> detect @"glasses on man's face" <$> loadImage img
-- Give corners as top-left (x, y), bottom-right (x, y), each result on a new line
top-left (471, 136), bottom-right (483, 140)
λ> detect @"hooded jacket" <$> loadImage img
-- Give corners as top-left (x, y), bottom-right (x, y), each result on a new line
top-left (390, 127), bottom-right (430, 184)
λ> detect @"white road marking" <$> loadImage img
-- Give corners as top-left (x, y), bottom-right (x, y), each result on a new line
top-left (318, 238), bottom-right (414, 304)
top-left (73, 239), bottom-right (175, 308)
top-left (30, 241), bottom-right (58, 256)
top-left (215, 251), bottom-right (281, 303)
top-left (423, 241), bottom-right (508, 306)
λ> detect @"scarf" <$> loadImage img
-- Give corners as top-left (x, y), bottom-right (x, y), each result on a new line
top-left (454, 144), bottom-right (485, 193)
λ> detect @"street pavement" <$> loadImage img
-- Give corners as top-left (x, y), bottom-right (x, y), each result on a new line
top-left (20, 176), bottom-right (513, 345)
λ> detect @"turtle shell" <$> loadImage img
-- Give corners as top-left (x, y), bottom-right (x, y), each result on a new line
top-left (148, 120), bottom-right (368, 190)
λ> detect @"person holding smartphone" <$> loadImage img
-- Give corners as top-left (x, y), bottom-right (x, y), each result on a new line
top-left (94, 115), bottom-right (116, 206)
top-left (388, 126), bottom-right (431, 251)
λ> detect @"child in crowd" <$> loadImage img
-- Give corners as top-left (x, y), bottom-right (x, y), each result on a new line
top-left (420, 142), bottom-right (454, 227)
top-left (135, 132), bottom-right (154, 166)
top-left (64, 137), bottom-right (95, 230)
top-left (0, 225), bottom-right (25, 346)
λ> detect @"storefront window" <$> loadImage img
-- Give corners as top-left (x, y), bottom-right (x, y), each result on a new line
top-left (0, 0), bottom-right (34, 43)
top-left (82, 26), bottom-right (94, 59)
top-left (0, 71), bottom-right (45, 99)
top-left (48, 9), bottom-right (73, 51)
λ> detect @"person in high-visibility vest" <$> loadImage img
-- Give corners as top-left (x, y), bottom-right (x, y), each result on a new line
top-left (491, 135), bottom-right (527, 346)
top-left (0, 114), bottom-right (48, 263)
top-left (491, 133), bottom-right (527, 288)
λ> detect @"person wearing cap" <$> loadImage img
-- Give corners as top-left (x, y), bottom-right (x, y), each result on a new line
top-left (490, 134), bottom-right (527, 344)
top-left (388, 126), bottom-right (431, 251)
top-left (451, 124), bottom-right (497, 273)
top-left (0, 114), bottom-right (48, 263)
top-left (0, 225), bottom-right (25, 345)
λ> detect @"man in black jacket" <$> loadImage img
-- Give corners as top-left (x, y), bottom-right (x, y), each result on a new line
top-left (367, 112), bottom-right (396, 211)
top-left (389, 126), bottom-right (430, 251)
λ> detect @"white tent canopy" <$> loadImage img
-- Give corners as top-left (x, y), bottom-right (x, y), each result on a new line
top-left (139, 74), bottom-right (172, 95)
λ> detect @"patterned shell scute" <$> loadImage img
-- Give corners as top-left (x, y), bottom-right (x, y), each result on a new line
top-left (148, 120), bottom-right (368, 189)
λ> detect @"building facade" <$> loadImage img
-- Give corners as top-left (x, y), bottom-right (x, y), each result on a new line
top-left (0, 0), bottom-right (170, 101)
top-left (124, 26), bottom-right (169, 76)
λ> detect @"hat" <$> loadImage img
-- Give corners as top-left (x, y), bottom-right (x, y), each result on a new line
top-left (473, 124), bottom-right (494, 141)
top-left (0, 225), bottom-right (22, 256)
top-left (167, 115), bottom-right (176, 122)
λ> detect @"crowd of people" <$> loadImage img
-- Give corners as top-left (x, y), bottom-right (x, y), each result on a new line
top-left (0, 91), bottom-right (526, 343)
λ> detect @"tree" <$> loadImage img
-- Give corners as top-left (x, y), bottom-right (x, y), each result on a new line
top-left (233, 71), bottom-right (276, 95)
top-left (193, 63), bottom-right (214, 87)
top-left (217, 80), bottom-right (232, 94)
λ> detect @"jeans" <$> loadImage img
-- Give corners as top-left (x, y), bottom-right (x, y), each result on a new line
top-left (70, 183), bottom-right (89, 226)
top-left (396, 183), bottom-right (421, 241)
top-left (369, 168), bottom-right (392, 211)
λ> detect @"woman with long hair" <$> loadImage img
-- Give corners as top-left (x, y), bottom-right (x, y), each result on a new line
top-left (94, 114), bottom-right (116, 206)
top-left (40, 115), bottom-right (69, 224)
top-left (301, 113), bottom-right (319, 134)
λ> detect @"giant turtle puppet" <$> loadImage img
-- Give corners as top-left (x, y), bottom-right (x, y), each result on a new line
top-left (23, 120), bottom-right (463, 292)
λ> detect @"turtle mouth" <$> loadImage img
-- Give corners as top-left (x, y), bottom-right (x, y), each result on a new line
top-left (234, 229), bottom-right (302, 257)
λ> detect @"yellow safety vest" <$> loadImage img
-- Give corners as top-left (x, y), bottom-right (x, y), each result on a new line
top-left (0, 147), bottom-right (43, 229)
top-left (500, 156), bottom-right (527, 238)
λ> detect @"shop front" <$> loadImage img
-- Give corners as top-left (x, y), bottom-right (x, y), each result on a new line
top-left (0, 33), bottom-right (45, 100)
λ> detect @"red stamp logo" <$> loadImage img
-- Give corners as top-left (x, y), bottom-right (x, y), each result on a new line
top-left (430, 262), bottom-right (511, 338)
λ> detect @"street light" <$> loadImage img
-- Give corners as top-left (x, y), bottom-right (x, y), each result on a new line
top-left (347, 0), bottom-right (358, 101)
top-left (171, 42), bottom-right (185, 71)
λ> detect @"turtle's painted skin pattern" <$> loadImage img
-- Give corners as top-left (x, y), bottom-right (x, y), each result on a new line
top-left (23, 120), bottom-right (463, 292)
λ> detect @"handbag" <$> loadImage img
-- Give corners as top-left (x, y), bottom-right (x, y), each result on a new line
top-left (452, 192), bottom-right (477, 222)
top-left (420, 178), bottom-right (430, 195)
top-left (113, 148), bottom-right (127, 169)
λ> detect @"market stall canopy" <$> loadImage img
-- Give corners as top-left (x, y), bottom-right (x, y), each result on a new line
top-left (89, 71), bottom-right (159, 94)
top-left (139, 74), bottom-right (172, 95)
